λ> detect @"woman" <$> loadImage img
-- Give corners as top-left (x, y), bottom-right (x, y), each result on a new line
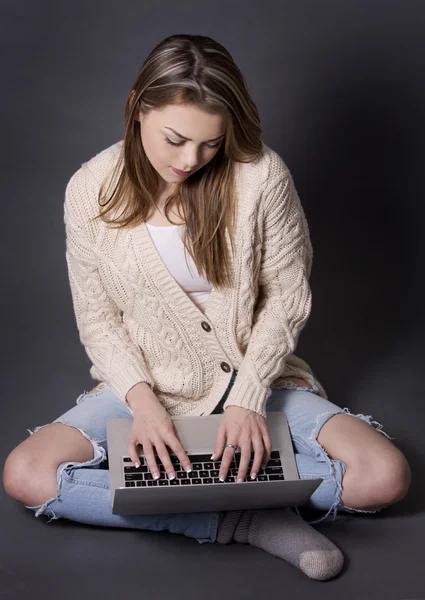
top-left (3, 34), bottom-right (411, 581)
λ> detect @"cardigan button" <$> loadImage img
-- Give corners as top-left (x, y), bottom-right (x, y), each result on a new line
top-left (201, 321), bottom-right (211, 332)
top-left (220, 362), bottom-right (231, 373)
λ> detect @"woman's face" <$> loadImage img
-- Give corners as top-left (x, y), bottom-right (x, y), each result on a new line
top-left (134, 99), bottom-right (225, 194)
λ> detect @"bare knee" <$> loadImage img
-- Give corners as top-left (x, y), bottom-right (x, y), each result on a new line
top-left (3, 422), bottom-right (95, 506)
top-left (3, 456), bottom-right (59, 506)
top-left (341, 452), bottom-right (412, 511)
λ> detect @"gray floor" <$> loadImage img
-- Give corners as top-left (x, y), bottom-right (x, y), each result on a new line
top-left (1, 476), bottom-right (423, 598)
top-left (2, 1), bottom-right (425, 597)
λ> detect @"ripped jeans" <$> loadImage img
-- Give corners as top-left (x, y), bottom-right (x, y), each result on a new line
top-left (23, 374), bottom-right (395, 543)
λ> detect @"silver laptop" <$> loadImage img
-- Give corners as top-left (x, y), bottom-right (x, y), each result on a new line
top-left (106, 411), bottom-right (322, 515)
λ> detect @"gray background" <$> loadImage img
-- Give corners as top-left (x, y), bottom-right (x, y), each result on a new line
top-left (1, 0), bottom-right (424, 598)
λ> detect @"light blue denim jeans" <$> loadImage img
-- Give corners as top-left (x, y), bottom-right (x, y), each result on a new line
top-left (24, 371), bottom-right (395, 544)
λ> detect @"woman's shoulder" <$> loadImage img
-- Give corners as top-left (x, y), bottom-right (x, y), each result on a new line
top-left (64, 140), bottom-right (123, 224)
top-left (72, 139), bottom-right (123, 185)
top-left (240, 141), bottom-right (291, 189)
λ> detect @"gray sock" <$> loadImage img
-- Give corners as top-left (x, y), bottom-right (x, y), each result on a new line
top-left (216, 507), bottom-right (344, 581)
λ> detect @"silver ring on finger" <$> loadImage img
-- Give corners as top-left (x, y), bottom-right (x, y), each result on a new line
top-left (225, 443), bottom-right (239, 450)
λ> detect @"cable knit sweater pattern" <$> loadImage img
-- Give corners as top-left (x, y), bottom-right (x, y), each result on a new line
top-left (63, 140), bottom-right (327, 419)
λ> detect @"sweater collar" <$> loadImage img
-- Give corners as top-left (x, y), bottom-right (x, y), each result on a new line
top-left (127, 222), bottom-right (232, 325)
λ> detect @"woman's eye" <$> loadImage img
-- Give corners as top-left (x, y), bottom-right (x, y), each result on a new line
top-left (164, 137), bottom-right (221, 149)
top-left (165, 138), bottom-right (184, 147)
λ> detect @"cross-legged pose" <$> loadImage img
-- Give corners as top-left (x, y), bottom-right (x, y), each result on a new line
top-left (3, 33), bottom-right (411, 582)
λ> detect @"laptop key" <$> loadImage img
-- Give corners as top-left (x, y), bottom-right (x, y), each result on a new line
top-left (192, 463), bottom-right (203, 470)
top-left (269, 474), bottom-right (284, 480)
top-left (265, 467), bottom-right (283, 475)
top-left (188, 454), bottom-right (211, 462)
top-left (170, 479), bottom-right (180, 485)
top-left (181, 479), bottom-right (191, 485)
top-left (158, 480), bottom-right (169, 486)
top-left (192, 479), bottom-right (203, 484)
top-left (203, 478), bottom-right (213, 484)
top-left (177, 471), bottom-right (187, 479)
top-left (125, 465), bottom-right (148, 473)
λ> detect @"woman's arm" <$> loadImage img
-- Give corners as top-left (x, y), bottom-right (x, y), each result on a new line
top-left (64, 165), bottom-right (155, 409)
top-left (222, 168), bottom-right (313, 417)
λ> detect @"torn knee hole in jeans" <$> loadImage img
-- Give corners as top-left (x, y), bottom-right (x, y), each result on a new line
top-left (336, 408), bottom-right (394, 515)
top-left (24, 421), bottom-right (107, 521)
top-left (297, 407), bottom-right (395, 525)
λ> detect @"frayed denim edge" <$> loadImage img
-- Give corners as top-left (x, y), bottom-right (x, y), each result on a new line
top-left (272, 381), bottom-right (320, 395)
top-left (294, 407), bottom-right (396, 526)
top-left (24, 418), bottom-right (106, 522)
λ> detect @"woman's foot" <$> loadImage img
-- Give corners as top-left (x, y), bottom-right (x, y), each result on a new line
top-left (216, 507), bottom-right (344, 581)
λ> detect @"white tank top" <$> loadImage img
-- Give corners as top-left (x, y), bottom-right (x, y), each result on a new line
top-left (145, 223), bottom-right (212, 313)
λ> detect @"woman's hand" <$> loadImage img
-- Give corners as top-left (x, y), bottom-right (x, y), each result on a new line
top-left (211, 406), bottom-right (272, 482)
top-left (127, 395), bottom-right (192, 481)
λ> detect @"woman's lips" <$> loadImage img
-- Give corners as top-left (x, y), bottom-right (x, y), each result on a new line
top-left (172, 167), bottom-right (192, 176)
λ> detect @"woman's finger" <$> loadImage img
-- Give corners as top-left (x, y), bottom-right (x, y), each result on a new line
top-left (165, 431), bottom-right (193, 475)
top-left (127, 435), bottom-right (142, 468)
top-left (211, 422), bottom-right (227, 462)
top-left (249, 434), bottom-right (265, 480)
top-left (217, 428), bottom-right (240, 482)
top-left (152, 438), bottom-right (178, 480)
top-left (261, 426), bottom-right (273, 468)
top-left (142, 438), bottom-right (161, 480)
top-left (235, 436), bottom-right (254, 482)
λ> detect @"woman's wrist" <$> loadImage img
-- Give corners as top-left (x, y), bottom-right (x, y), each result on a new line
top-left (126, 381), bottom-right (156, 410)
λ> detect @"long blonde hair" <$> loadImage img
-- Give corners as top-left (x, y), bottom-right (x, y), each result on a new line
top-left (94, 34), bottom-right (263, 288)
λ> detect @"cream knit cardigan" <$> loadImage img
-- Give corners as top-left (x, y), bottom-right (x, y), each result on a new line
top-left (63, 140), bottom-right (327, 419)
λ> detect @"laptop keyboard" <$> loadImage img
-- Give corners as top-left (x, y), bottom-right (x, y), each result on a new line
top-left (122, 450), bottom-right (284, 487)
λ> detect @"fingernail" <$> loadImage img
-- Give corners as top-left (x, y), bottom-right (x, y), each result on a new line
top-left (134, 462), bottom-right (140, 468)
top-left (250, 473), bottom-right (257, 480)
top-left (153, 471), bottom-right (160, 480)
top-left (261, 464), bottom-right (266, 470)
top-left (168, 472), bottom-right (175, 480)
top-left (185, 466), bottom-right (192, 473)
top-left (210, 454), bottom-right (215, 460)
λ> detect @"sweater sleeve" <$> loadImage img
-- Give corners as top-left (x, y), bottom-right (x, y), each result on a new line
top-left (222, 169), bottom-right (313, 419)
top-left (64, 164), bottom-right (155, 410)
